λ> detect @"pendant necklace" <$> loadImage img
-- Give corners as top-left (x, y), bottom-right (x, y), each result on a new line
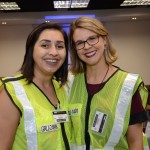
top-left (101, 65), bottom-right (109, 83)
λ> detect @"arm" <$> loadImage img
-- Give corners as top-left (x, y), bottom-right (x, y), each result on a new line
top-left (126, 123), bottom-right (144, 150)
top-left (0, 88), bottom-right (20, 149)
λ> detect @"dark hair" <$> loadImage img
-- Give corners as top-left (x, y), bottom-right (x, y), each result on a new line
top-left (20, 22), bottom-right (68, 85)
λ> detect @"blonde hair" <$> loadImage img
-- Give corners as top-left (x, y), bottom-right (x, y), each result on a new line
top-left (69, 16), bottom-right (117, 74)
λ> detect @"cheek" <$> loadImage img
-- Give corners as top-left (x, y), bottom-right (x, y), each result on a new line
top-left (33, 50), bottom-right (40, 63)
top-left (33, 49), bottom-right (37, 61)
top-left (60, 50), bottom-right (66, 60)
top-left (33, 48), bottom-right (44, 64)
top-left (97, 41), bottom-right (105, 51)
top-left (62, 50), bottom-right (67, 57)
top-left (77, 51), bottom-right (82, 57)
top-left (77, 51), bottom-right (84, 60)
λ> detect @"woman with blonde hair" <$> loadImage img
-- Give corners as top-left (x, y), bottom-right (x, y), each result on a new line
top-left (68, 16), bottom-right (148, 150)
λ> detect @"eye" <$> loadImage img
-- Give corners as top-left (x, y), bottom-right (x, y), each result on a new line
top-left (88, 35), bottom-right (97, 41)
top-left (41, 43), bottom-right (49, 49)
top-left (56, 43), bottom-right (65, 50)
top-left (75, 41), bottom-right (84, 46)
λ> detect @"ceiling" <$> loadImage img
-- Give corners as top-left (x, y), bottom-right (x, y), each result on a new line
top-left (0, 0), bottom-right (150, 25)
top-left (0, 0), bottom-right (132, 12)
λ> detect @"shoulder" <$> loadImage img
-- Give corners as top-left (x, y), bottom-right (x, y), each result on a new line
top-left (67, 71), bottom-right (84, 87)
top-left (63, 71), bottom-right (75, 95)
top-left (68, 71), bottom-right (75, 83)
top-left (118, 68), bottom-right (141, 82)
top-left (65, 71), bottom-right (75, 87)
top-left (1, 74), bottom-right (24, 84)
top-left (0, 74), bottom-right (26, 93)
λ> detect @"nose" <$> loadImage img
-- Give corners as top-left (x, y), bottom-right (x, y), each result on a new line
top-left (84, 41), bottom-right (91, 49)
top-left (48, 45), bottom-right (58, 56)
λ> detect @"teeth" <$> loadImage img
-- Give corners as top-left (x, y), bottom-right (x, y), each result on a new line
top-left (85, 51), bottom-right (96, 57)
top-left (46, 59), bottom-right (57, 63)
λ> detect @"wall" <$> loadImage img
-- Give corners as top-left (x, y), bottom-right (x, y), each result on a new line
top-left (0, 25), bottom-right (32, 76)
top-left (0, 20), bottom-right (150, 84)
top-left (105, 20), bottom-right (150, 85)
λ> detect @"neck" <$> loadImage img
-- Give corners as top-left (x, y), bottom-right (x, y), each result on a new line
top-left (86, 63), bottom-right (109, 84)
top-left (33, 69), bottom-right (53, 88)
top-left (33, 75), bottom-right (53, 89)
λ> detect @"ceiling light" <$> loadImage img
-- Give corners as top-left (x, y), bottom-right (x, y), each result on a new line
top-left (2, 22), bottom-right (7, 25)
top-left (71, 0), bottom-right (90, 8)
top-left (45, 21), bottom-right (50, 23)
top-left (120, 0), bottom-right (150, 6)
top-left (132, 17), bottom-right (137, 20)
top-left (53, 1), bottom-right (70, 8)
top-left (0, 2), bottom-right (20, 10)
top-left (53, 0), bottom-right (90, 8)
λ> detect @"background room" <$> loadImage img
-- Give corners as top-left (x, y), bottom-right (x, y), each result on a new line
top-left (0, 0), bottom-right (150, 85)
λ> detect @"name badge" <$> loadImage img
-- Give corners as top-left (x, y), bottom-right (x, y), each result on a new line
top-left (53, 110), bottom-right (69, 123)
top-left (41, 123), bottom-right (58, 132)
top-left (68, 108), bottom-right (78, 115)
top-left (91, 111), bottom-right (107, 133)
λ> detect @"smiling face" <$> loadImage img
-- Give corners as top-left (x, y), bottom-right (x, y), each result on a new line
top-left (73, 28), bottom-right (106, 67)
top-left (33, 29), bottom-right (66, 77)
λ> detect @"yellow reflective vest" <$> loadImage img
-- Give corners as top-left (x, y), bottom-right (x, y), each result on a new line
top-left (68, 70), bottom-right (148, 150)
top-left (1, 74), bottom-right (71, 150)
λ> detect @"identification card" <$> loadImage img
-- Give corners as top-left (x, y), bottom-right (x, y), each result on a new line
top-left (91, 111), bottom-right (107, 133)
top-left (53, 110), bottom-right (69, 123)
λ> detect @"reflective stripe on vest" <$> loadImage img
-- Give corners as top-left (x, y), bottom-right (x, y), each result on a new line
top-left (144, 145), bottom-right (149, 150)
top-left (71, 144), bottom-right (101, 150)
top-left (12, 81), bottom-right (38, 150)
top-left (72, 73), bottom-right (138, 150)
top-left (104, 73), bottom-right (138, 150)
top-left (71, 144), bottom-right (86, 150)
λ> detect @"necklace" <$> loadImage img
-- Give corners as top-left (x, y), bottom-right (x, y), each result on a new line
top-left (101, 65), bottom-right (109, 83)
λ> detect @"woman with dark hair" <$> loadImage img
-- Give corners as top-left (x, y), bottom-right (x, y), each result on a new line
top-left (67, 16), bottom-right (148, 150)
top-left (0, 22), bottom-right (71, 150)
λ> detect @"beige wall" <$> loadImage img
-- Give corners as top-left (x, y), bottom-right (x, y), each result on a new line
top-left (105, 20), bottom-right (150, 85)
top-left (0, 20), bottom-right (150, 84)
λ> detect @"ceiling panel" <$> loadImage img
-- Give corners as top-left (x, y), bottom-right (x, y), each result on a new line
top-left (0, 0), bottom-right (150, 25)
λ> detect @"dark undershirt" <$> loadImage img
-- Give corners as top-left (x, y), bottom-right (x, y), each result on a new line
top-left (87, 82), bottom-right (147, 125)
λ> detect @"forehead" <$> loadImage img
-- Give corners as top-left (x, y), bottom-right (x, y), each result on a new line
top-left (38, 29), bottom-right (64, 41)
top-left (73, 28), bottom-right (96, 41)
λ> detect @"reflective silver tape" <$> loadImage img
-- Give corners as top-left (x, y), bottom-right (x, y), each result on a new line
top-left (105, 73), bottom-right (139, 149)
top-left (144, 146), bottom-right (149, 150)
top-left (71, 144), bottom-right (103, 150)
top-left (71, 144), bottom-right (86, 150)
top-left (12, 81), bottom-right (38, 150)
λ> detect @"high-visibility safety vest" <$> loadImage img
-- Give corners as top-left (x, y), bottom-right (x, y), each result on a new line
top-left (143, 133), bottom-right (149, 150)
top-left (1, 74), bottom-right (71, 150)
top-left (68, 70), bottom-right (148, 150)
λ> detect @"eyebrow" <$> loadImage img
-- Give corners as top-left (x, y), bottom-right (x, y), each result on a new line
top-left (40, 39), bottom-right (65, 43)
top-left (75, 35), bottom-right (97, 43)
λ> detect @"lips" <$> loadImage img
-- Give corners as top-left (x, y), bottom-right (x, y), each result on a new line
top-left (85, 50), bottom-right (96, 58)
